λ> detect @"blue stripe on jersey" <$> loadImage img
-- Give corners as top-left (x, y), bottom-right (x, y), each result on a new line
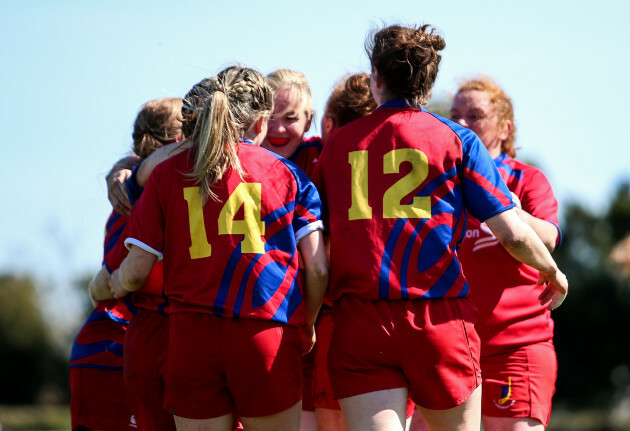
top-left (271, 277), bottom-right (302, 323)
top-left (126, 163), bottom-right (144, 205)
top-left (421, 257), bottom-right (464, 299)
top-left (399, 219), bottom-right (427, 299)
top-left (106, 212), bottom-right (121, 233)
top-left (104, 223), bottom-right (126, 257)
top-left (122, 295), bottom-right (138, 316)
top-left (234, 252), bottom-right (261, 317)
top-left (214, 248), bottom-right (243, 316)
top-left (495, 153), bottom-right (523, 181)
top-left (379, 219), bottom-right (406, 299)
top-left (252, 260), bottom-right (287, 308)
top-left (84, 309), bottom-right (130, 326)
top-left (69, 340), bottom-right (124, 362)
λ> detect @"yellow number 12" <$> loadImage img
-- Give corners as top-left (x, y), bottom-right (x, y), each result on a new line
top-left (348, 149), bottom-right (431, 220)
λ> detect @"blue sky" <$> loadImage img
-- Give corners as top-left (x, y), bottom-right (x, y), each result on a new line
top-left (1, 0), bottom-right (628, 329)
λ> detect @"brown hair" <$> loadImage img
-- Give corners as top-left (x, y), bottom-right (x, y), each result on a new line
top-left (132, 97), bottom-right (183, 159)
top-left (267, 69), bottom-right (314, 124)
top-left (324, 73), bottom-right (377, 128)
top-left (366, 24), bottom-right (445, 106)
top-left (457, 77), bottom-right (517, 157)
top-left (188, 66), bottom-right (274, 203)
top-left (181, 78), bottom-right (215, 137)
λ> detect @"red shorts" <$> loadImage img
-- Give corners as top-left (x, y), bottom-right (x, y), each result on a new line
top-left (314, 309), bottom-right (416, 418)
top-left (70, 366), bottom-right (135, 431)
top-left (313, 309), bottom-right (339, 410)
top-left (481, 340), bottom-right (556, 426)
top-left (164, 312), bottom-right (303, 419)
top-left (124, 309), bottom-right (175, 431)
top-left (303, 348), bottom-right (316, 411)
top-left (329, 296), bottom-right (481, 410)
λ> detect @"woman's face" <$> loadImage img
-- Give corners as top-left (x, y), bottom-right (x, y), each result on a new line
top-left (450, 90), bottom-right (510, 158)
top-left (262, 88), bottom-right (310, 159)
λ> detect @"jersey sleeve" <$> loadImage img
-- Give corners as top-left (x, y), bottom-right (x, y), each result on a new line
top-left (125, 162), bottom-right (145, 205)
top-left (280, 158), bottom-right (324, 242)
top-left (123, 166), bottom-right (166, 260)
top-left (460, 128), bottom-right (515, 221)
top-left (520, 166), bottom-right (562, 245)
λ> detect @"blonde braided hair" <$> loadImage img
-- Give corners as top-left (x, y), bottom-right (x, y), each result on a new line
top-left (188, 66), bottom-right (274, 203)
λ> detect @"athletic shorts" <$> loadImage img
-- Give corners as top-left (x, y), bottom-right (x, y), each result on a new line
top-left (328, 295), bottom-right (481, 410)
top-left (314, 310), bottom-right (416, 417)
top-left (70, 366), bottom-right (136, 431)
top-left (303, 348), bottom-right (316, 411)
top-left (313, 309), bottom-right (339, 410)
top-left (164, 312), bottom-right (303, 419)
top-left (481, 340), bottom-right (557, 427)
top-left (124, 309), bottom-right (175, 431)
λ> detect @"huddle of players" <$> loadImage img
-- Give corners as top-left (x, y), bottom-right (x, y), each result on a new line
top-left (70, 23), bottom-right (567, 431)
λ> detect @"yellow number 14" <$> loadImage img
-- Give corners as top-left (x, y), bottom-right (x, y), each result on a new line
top-left (183, 183), bottom-right (266, 260)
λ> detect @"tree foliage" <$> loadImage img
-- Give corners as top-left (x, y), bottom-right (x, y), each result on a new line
top-left (0, 274), bottom-right (69, 404)
top-left (553, 181), bottom-right (630, 408)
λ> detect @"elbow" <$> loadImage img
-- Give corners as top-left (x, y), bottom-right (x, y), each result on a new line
top-left (496, 229), bottom-right (529, 252)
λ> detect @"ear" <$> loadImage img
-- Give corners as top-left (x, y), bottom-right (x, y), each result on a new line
top-left (323, 116), bottom-right (334, 136)
top-left (500, 120), bottom-right (512, 141)
top-left (304, 116), bottom-right (312, 134)
top-left (255, 116), bottom-right (265, 134)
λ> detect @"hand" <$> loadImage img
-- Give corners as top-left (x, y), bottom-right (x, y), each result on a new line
top-left (88, 267), bottom-right (114, 306)
top-left (537, 269), bottom-right (568, 310)
top-left (109, 269), bottom-right (131, 299)
top-left (107, 168), bottom-right (133, 216)
top-left (299, 325), bottom-right (316, 355)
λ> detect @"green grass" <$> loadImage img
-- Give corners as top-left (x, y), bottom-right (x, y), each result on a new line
top-left (0, 405), bottom-right (70, 430)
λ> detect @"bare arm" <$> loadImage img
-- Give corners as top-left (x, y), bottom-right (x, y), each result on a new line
top-left (298, 229), bottom-right (329, 326)
top-left (136, 141), bottom-right (190, 188)
top-left (510, 192), bottom-right (559, 252)
top-left (485, 208), bottom-right (568, 309)
top-left (109, 245), bottom-right (157, 299)
top-left (106, 155), bottom-right (140, 216)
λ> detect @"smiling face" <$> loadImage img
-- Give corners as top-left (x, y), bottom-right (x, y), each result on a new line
top-left (262, 87), bottom-right (311, 159)
top-left (450, 89), bottom-right (510, 159)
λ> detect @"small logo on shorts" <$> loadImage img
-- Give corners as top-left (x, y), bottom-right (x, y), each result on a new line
top-left (493, 377), bottom-right (516, 409)
top-left (129, 414), bottom-right (138, 428)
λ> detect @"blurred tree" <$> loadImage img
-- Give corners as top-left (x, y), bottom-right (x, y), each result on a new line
top-left (0, 274), bottom-right (69, 404)
top-left (553, 181), bottom-right (630, 408)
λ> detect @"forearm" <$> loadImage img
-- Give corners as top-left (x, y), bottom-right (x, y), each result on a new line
top-left (486, 209), bottom-right (558, 276)
top-left (115, 245), bottom-right (158, 294)
top-left (514, 207), bottom-right (559, 252)
top-left (304, 264), bottom-right (329, 326)
top-left (88, 266), bottom-right (114, 305)
top-left (298, 230), bottom-right (329, 325)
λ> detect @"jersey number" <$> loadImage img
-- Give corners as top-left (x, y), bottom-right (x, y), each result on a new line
top-left (183, 183), bottom-right (266, 259)
top-left (348, 149), bottom-right (431, 220)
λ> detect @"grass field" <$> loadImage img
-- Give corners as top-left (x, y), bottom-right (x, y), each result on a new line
top-left (0, 405), bottom-right (628, 431)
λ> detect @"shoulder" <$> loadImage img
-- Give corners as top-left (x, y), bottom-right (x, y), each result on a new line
top-left (301, 136), bottom-right (323, 150)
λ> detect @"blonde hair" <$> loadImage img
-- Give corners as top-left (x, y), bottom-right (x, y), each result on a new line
top-left (132, 97), bottom-right (183, 159)
top-left (267, 69), bottom-right (314, 125)
top-left (188, 66), bottom-right (274, 203)
top-left (456, 77), bottom-right (517, 157)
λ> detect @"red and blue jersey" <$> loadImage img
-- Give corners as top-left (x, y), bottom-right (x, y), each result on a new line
top-left (104, 164), bottom-right (169, 312)
top-left (314, 101), bottom-right (514, 301)
top-left (69, 210), bottom-right (137, 370)
top-left (124, 142), bottom-right (323, 326)
top-left (458, 154), bottom-right (561, 355)
top-left (289, 136), bottom-right (322, 179)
